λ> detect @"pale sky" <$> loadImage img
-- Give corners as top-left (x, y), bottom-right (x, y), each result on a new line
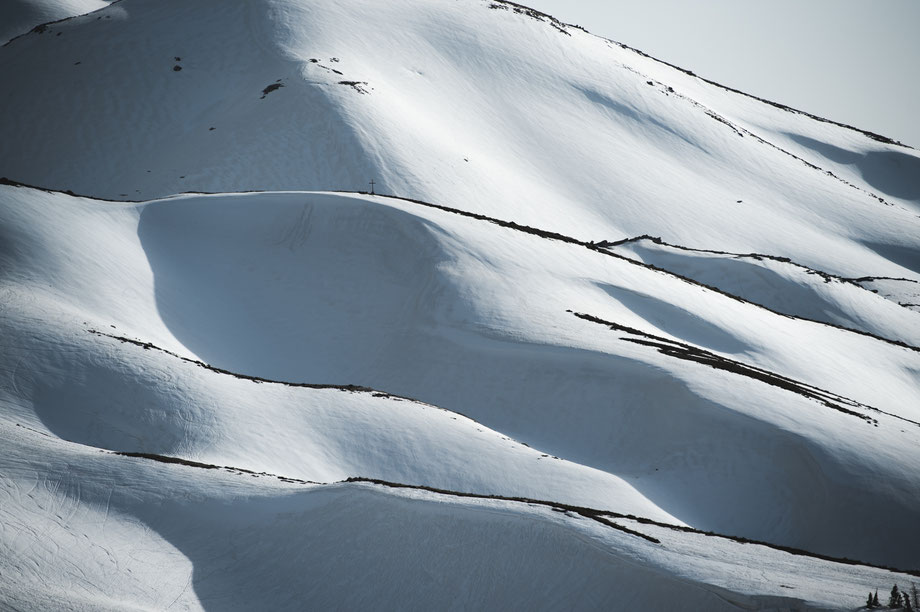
top-left (525, 0), bottom-right (920, 149)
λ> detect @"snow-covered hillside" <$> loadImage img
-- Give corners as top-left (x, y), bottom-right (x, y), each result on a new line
top-left (1, 0), bottom-right (918, 609)
top-left (0, 0), bottom-right (113, 43)
top-left (607, 235), bottom-right (920, 347)
top-left (2, 0), bottom-right (919, 278)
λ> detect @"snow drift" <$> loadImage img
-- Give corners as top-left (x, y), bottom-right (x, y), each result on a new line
top-left (1, 0), bottom-right (919, 609)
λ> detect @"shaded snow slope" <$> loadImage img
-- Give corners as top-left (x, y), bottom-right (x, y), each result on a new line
top-left (4, 424), bottom-right (912, 611)
top-left (2, 184), bottom-right (919, 571)
top-left (0, 0), bottom-right (112, 43)
top-left (2, 0), bottom-right (919, 608)
top-left (643, 56), bottom-right (920, 213)
top-left (1, 0), bottom-right (919, 280)
top-left (607, 236), bottom-right (920, 347)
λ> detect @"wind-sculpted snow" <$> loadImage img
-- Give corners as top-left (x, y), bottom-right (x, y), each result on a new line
top-left (854, 276), bottom-right (920, 313)
top-left (1, 0), bottom-right (919, 278)
top-left (2, 184), bottom-right (919, 574)
top-left (1, 0), bottom-right (919, 608)
top-left (608, 236), bottom-right (920, 347)
top-left (5, 425), bottom-right (915, 611)
top-left (0, 0), bottom-right (113, 43)
top-left (783, 133), bottom-right (920, 203)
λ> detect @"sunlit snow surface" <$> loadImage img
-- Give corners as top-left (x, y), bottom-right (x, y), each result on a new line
top-left (1, 0), bottom-right (919, 609)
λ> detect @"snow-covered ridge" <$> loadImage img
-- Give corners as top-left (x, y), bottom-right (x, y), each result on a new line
top-left (606, 234), bottom-right (920, 348)
top-left (5, 421), bottom-right (915, 611)
top-left (1, 0), bottom-right (919, 608)
top-left (605, 36), bottom-right (916, 151)
top-left (3, 183), bottom-right (918, 558)
top-left (18, 423), bottom-right (918, 580)
top-left (2, 0), bottom-right (919, 275)
top-left (0, 0), bottom-right (115, 44)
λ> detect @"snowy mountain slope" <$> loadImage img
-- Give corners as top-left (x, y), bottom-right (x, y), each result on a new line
top-left (0, 293), bottom-right (673, 524)
top-left (2, 182), bottom-right (919, 570)
top-left (0, 0), bottom-right (112, 44)
top-left (135, 191), bottom-right (920, 422)
top-left (2, 423), bottom-right (916, 611)
top-left (630, 48), bottom-right (920, 214)
top-left (855, 276), bottom-right (920, 313)
top-left (606, 235), bottom-right (920, 347)
top-left (1, 0), bottom-right (919, 280)
top-left (2, 0), bottom-right (920, 608)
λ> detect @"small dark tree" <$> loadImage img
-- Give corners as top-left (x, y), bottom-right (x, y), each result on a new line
top-left (869, 591), bottom-right (876, 608)
top-left (875, 591), bottom-right (881, 607)
top-left (904, 592), bottom-right (912, 611)
top-left (912, 585), bottom-right (920, 612)
top-left (890, 585), bottom-right (903, 609)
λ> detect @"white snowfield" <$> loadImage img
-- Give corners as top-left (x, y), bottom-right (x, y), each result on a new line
top-left (1, 0), bottom-right (919, 610)
top-left (608, 236), bottom-right (920, 347)
top-left (2, 424), bottom-right (910, 612)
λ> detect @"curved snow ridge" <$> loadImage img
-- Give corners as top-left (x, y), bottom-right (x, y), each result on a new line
top-left (0, 0), bottom-right (116, 46)
top-left (2, 0), bottom-right (919, 604)
top-left (6, 424), bottom-right (911, 611)
top-left (486, 0), bottom-right (920, 218)
top-left (570, 310), bottom-right (920, 430)
top-left (617, 43), bottom-right (920, 215)
top-left (86, 327), bottom-right (427, 404)
top-left (606, 235), bottom-right (920, 349)
top-left (129, 187), bottom-right (920, 416)
top-left (3, 0), bottom-right (919, 278)
top-left (583, 32), bottom-right (913, 152)
top-left (610, 234), bottom-right (852, 279)
top-left (4, 182), bottom-right (920, 565)
top-left (0, 177), bottom-right (920, 352)
top-left (370, 190), bottom-right (920, 353)
top-left (344, 477), bottom-right (920, 577)
top-left (11, 313), bottom-right (675, 522)
top-left (5, 180), bottom-right (918, 425)
top-left (107, 447), bottom-right (659, 544)
top-left (623, 71), bottom-right (904, 212)
top-left (482, 0), bottom-right (916, 154)
top-left (44, 436), bottom-right (920, 577)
